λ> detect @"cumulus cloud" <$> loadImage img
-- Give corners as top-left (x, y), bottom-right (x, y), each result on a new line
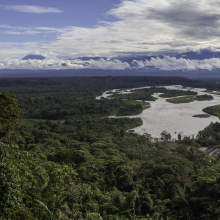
top-left (0, 58), bottom-right (131, 70)
top-left (40, 0), bottom-right (220, 59)
top-left (1, 55), bottom-right (220, 71)
top-left (143, 0), bottom-right (220, 39)
top-left (134, 56), bottom-right (220, 71)
top-left (2, 0), bottom-right (220, 61)
top-left (2, 5), bottom-right (62, 14)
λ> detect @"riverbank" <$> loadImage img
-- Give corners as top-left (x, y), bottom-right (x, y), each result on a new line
top-left (98, 85), bottom-right (220, 139)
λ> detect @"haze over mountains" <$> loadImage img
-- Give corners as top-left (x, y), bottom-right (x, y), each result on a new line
top-left (1, 49), bottom-right (220, 78)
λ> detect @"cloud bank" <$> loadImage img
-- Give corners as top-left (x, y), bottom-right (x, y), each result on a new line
top-left (0, 58), bottom-right (130, 70)
top-left (44, 0), bottom-right (220, 58)
top-left (1, 56), bottom-right (220, 71)
top-left (1, 0), bottom-right (220, 60)
top-left (133, 56), bottom-right (220, 71)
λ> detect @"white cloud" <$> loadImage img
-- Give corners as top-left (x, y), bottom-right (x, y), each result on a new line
top-left (41, 0), bottom-right (220, 59)
top-left (134, 56), bottom-right (220, 71)
top-left (2, 0), bottom-right (220, 61)
top-left (0, 42), bottom-right (44, 60)
top-left (2, 31), bottom-right (22, 35)
top-left (0, 58), bottom-right (130, 70)
top-left (0, 25), bottom-right (66, 38)
top-left (1, 55), bottom-right (220, 71)
top-left (80, 58), bottom-right (130, 70)
top-left (1, 30), bottom-right (41, 35)
top-left (2, 5), bottom-right (62, 14)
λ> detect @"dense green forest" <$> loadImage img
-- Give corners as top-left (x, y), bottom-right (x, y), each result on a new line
top-left (1, 76), bottom-right (220, 219)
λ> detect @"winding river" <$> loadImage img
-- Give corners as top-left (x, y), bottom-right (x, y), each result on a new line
top-left (97, 85), bottom-right (220, 139)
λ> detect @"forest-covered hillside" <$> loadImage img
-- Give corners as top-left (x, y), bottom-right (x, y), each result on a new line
top-left (1, 76), bottom-right (220, 219)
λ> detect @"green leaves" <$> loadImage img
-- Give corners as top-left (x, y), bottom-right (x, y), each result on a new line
top-left (0, 142), bottom-right (9, 160)
top-left (0, 161), bottom-right (23, 218)
top-left (0, 91), bottom-right (23, 143)
top-left (34, 199), bottom-right (52, 215)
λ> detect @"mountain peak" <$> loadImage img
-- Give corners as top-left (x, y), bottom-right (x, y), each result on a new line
top-left (176, 49), bottom-right (220, 60)
top-left (22, 54), bottom-right (46, 60)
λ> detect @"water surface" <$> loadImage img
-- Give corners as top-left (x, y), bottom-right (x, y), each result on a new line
top-left (98, 85), bottom-right (220, 139)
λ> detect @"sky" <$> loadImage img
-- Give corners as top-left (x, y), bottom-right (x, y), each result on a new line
top-left (0, 0), bottom-right (120, 59)
top-left (1, 0), bottom-right (220, 70)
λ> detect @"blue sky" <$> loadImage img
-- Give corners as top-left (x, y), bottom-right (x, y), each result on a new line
top-left (0, 0), bottom-right (120, 59)
top-left (1, 0), bottom-right (220, 70)
top-left (1, 0), bottom-right (119, 28)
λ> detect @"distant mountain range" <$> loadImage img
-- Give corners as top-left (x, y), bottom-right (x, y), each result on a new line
top-left (22, 54), bottom-right (46, 60)
top-left (66, 50), bottom-right (220, 64)
top-left (22, 49), bottom-right (220, 67)
top-left (22, 49), bottom-right (220, 62)
top-left (175, 49), bottom-right (220, 60)
top-left (1, 49), bottom-right (220, 78)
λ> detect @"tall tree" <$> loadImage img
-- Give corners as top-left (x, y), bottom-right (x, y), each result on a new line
top-left (0, 91), bottom-right (23, 144)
